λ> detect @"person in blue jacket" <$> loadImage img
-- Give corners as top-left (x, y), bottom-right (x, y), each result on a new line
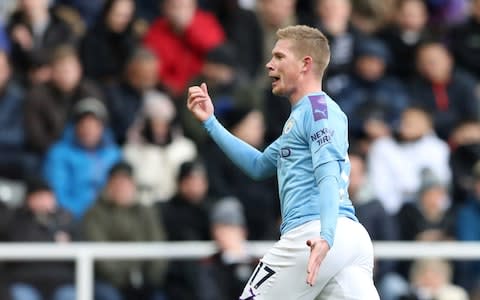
top-left (43, 97), bottom-right (121, 219)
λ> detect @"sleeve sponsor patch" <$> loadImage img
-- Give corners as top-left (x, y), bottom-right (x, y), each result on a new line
top-left (308, 95), bottom-right (328, 121)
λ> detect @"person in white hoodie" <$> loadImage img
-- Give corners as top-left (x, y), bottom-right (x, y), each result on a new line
top-left (123, 91), bottom-right (197, 205)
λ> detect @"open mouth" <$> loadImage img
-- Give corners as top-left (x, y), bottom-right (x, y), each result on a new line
top-left (270, 76), bottom-right (280, 85)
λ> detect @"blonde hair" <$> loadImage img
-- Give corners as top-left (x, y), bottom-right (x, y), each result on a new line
top-left (276, 25), bottom-right (330, 76)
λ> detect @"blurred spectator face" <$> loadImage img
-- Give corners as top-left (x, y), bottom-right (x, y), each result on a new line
top-left (411, 259), bottom-right (451, 296)
top-left (0, 51), bottom-right (10, 89)
top-left (19, 0), bottom-right (49, 16)
top-left (231, 111), bottom-right (265, 148)
top-left (258, 0), bottom-right (296, 28)
top-left (51, 55), bottom-right (82, 93)
top-left (417, 44), bottom-right (453, 83)
top-left (126, 56), bottom-right (159, 90)
top-left (27, 190), bottom-right (56, 215)
top-left (397, 0), bottom-right (428, 32)
top-left (179, 169), bottom-right (208, 204)
top-left (163, 0), bottom-right (196, 31)
top-left (106, 173), bottom-right (137, 206)
top-left (212, 224), bottom-right (247, 251)
top-left (355, 56), bottom-right (385, 81)
top-left (399, 108), bottom-right (432, 141)
top-left (75, 115), bottom-right (104, 149)
top-left (348, 154), bottom-right (364, 199)
top-left (316, 0), bottom-right (351, 29)
top-left (106, 0), bottom-right (135, 33)
top-left (420, 185), bottom-right (448, 222)
top-left (150, 118), bottom-right (170, 143)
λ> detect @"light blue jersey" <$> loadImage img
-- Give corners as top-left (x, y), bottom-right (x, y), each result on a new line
top-left (203, 91), bottom-right (356, 247)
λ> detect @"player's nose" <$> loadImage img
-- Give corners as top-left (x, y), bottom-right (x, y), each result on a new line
top-left (266, 59), bottom-right (273, 70)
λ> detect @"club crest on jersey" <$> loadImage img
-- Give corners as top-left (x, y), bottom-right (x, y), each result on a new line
top-left (283, 118), bottom-right (295, 134)
top-left (308, 95), bottom-right (328, 121)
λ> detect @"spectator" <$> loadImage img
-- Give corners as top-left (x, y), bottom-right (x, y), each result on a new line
top-left (5, 178), bottom-right (76, 300)
top-left (6, 0), bottom-right (77, 74)
top-left (449, 0), bottom-right (480, 79)
top-left (43, 98), bottom-right (121, 219)
top-left (449, 120), bottom-right (480, 203)
top-left (336, 38), bottom-right (409, 137)
top-left (143, 0), bottom-right (225, 97)
top-left (0, 50), bottom-right (39, 179)
top-left (159, 161), bottom-right (211, 242)
top-left (159, 161), bottom-right (211, 300)
top-left (24, 45), bottom-right (103, 155)
top-left (409, 41), bottom-right (480, 140)
top-left (377, 0), bottom-right (433, 81)
top-left (83, 161), bottom-right (167, 300)
top-left (396, 171), bottom-right (456, 278)
top-left (456, 161), bottom-right (480, 291)
top-left (310, 0), bottom-right (363, 97)
top-left (205, 107), bottom-right (279, 240)
top-left (367, 116), bottom-right (418, 215)
top-left (25, 50), bottom-right (52, 87)
top-left (207, 0), bottom-right (263, 81)
top-left (398, 107), bottom-right (451, 190)
top-left (399, 259), bottom-right (469, 300)
top-left (124, 91), bottom-right (197, 204)
top-left (80, 0), bottom-right (139, 85)
top-left (105, 47), bottom-right (161, 145)
top-left (197, 197), bottom-right (258, 300)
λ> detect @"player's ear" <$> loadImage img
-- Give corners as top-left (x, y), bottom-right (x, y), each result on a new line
top-left (302, 56), bottom-right (313, 73)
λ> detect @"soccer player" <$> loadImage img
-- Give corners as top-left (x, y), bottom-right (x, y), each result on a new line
top-left (187, 25), bottom-right (379, 299)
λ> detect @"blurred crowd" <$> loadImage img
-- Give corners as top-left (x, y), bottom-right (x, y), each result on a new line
top-left (0, 0), bottom-right (479, 299)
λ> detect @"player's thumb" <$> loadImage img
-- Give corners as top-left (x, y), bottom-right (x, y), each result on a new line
top-left (200, 82), bottom-right (208, 94)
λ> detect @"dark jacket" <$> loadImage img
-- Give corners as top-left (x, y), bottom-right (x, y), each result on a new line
top-left (83, 195), bottom-right (167, 288)
top-left (450, 17), bottom-right (480, 79)
top-left (0, 81), bottom-right (25, 150)
top-left (204, 141), bottom-right (279, 240)
top-left (159, 194), bottom-right (211, 242)
top-left (7, 9), bottom-right (76, 73)
top-left (408, 70), bottom-right (480, 140)
top-left (4, 206), bottom-right (76, 286)
top-left (197, 252), bottom-right (258, 300)
top-left (24, 80), bottom-right (102, 154)
top-left (80, 17), bottom-right (138, 84)
top-left (104, 82), bottom-right (143, 145)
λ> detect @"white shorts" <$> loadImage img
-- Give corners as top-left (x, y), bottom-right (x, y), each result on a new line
top-left (239, 217), bottom-right (380, 300)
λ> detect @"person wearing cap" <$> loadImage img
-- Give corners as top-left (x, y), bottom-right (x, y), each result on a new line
top-left (335, 37), bottom-right (409, 139)
top-left (83, 161), bottom-right (167, 300)
top-left (456, 161), bottom-right (480, 292)
top-left (43, 97), bottom-right (121, 219)
top-left (123, 90), bottom-right (197, 205)
top-left (196, 197), bottom-right (259, 300)
top-left (4, 177), bottom-right (77, 300)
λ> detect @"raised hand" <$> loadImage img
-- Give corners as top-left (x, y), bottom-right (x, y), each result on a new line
top-left (187, 82), bottom-right (214, 122)
top-left (306, 238), bottom-right (330, 286)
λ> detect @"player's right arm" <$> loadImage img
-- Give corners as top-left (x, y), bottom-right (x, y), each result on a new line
top-left (187, 83), bottom-right (278, 180)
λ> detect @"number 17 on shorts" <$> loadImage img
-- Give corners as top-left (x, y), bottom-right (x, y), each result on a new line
top-left (239, 261), bottom-right (277, 299)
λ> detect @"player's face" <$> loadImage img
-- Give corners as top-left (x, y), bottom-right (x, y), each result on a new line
top-left (266, 39), bottom-right (303, 97)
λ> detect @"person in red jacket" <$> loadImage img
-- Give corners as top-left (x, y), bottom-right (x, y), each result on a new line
top-left (143, 0), bottom-right (225, 97)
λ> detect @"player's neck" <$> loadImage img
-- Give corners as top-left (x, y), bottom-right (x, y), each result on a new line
top-left (289, 78), bottom-right (323, 106)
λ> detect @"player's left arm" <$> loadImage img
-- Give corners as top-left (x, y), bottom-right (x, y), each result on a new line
top-left (303, 100), bottom-right (345, 285)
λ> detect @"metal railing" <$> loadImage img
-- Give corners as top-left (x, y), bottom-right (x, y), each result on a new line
top-left (0, 241), bottom-right (479, 300)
